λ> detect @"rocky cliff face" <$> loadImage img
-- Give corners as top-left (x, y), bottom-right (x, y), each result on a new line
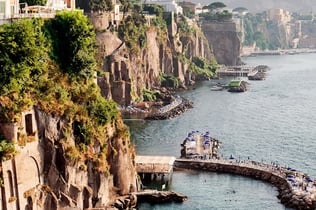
top-left (202, 21), bottom-right (241, 66)
top-left (35, 108), bottom-right (136, 209)
top-left (94, 13), bottom-right (213, 106)
top-left (299, 22), bottom-right (316, 48)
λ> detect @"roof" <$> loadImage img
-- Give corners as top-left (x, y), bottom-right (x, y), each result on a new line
top-left (135, 155), bottom-right (176, 173)
top-left (228, 79), bottom-right (242, 87)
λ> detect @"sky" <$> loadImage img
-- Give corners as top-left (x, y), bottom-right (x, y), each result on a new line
top-left (186, 0), bottom-right (316, 13)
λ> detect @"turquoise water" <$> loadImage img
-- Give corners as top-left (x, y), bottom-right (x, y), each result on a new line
top-left (127, 53), bottom-right (316, 209)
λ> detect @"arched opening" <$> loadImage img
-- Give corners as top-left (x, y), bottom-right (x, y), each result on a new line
top-left (29, 157), bottom-right (41, 184)
top-left (25, 196), bottom-right (33, 210)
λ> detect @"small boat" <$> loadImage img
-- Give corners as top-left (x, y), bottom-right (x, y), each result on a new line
top-left (227, 79), bottom-right (248, 92)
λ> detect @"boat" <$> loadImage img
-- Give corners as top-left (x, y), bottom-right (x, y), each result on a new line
top-left (227, 78), bottom-right (248, 92)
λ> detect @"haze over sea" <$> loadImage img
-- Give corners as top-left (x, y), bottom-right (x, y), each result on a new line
top-left (127, 53), bottom-right (316, 209)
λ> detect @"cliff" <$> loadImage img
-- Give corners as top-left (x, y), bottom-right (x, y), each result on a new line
top-left (299, 22), bottom-right (316, 48)
top-left (202, 21), bottom-right (242, 66)
top-left (0, 107), bottom-right (137, 210)
top-left (0, 9), bottom-right (216, 210)
top-left (94, 12), bottom-right (214, 106)
top-left (0, 12), bottom-right (137, 210)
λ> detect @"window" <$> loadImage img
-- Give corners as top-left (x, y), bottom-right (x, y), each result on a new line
top-left (25, 114), bottom-right (33, 136)
top-left (0, 2), bottom-right (5, 13)
top-left (7, 170), bottom-right (14, 197)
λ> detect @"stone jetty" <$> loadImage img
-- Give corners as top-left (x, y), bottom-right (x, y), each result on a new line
top-left (145, 97), bottom-right (193, 120)
top-left (175, 158), bottom-right (316, 209)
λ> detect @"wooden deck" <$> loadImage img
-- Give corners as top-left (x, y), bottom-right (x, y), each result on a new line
top-left (216, 66), bottom-right (255, 77)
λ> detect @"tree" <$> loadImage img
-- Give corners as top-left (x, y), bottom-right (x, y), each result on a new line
top-left (233, 7), bottom-right (248, 13)
top-left (46, 11), bottom-right (97, 80)
top-left (20, 0), bottom-right (46, 6)
top-left (89, 0), bottom-right (113, 12)
top-left (119, 0), bottom-right (132, 18)
top-left (203, 2), bottom-right (226, 10)
top-left (0, 19), bottom-right (48, 95)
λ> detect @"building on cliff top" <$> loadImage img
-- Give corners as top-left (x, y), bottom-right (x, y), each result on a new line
top-left (0, 0), bottom-right (75, 24)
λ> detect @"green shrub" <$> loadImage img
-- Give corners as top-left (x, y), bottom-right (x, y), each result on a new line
top-left (87, 96), bottom-right (118, 125)
top-left (189, 56), bottom-right (217, 79)
top-left (118, 13), bottom-right (147, 53)
top-left (45, 10), bottom-right (97, 80)
top-left (160, 74), bottom-right (179, 88)
top-left (0, 138), bottom-right (17, 160)
top-left (142, 88), bottom-right (159, 101)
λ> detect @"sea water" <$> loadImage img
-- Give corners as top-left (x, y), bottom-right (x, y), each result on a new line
top-left (127, 53), bottom-right (316, 210)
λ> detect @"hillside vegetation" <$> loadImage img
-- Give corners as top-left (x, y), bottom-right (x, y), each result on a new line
top-left (0, 11), bottom-right (118, 171)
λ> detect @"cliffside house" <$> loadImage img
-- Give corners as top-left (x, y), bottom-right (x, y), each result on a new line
top-left (0, 108), bottom-right (43, 210)
top-left (0, 0), bottom-right (75, 23)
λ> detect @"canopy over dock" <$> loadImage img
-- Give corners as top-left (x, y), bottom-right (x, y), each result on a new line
top-left (135, 155), bottom-right (176, 174)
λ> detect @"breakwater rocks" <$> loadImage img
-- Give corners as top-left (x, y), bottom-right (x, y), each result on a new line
top-left (135, 190), bottom-right (188, 204)
top-left (175, 159), bottom-right (316, 209)
top-left (145, 98), bottom-right (193, 120)
top-left (110, 190), bottom-right (187, 209)
top-left (111, 194), bottom-right (137, 210)
top-left (248, 65), bottom-right (269, 80)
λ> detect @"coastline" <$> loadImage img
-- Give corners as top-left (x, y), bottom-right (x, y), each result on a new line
top-left (175, 158), bottom-right (316, 209)
top-left (242, 48), bottom-right (316, 57)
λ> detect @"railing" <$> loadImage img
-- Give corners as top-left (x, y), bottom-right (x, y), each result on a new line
top-left (12, 12), bottom-right (56, 19)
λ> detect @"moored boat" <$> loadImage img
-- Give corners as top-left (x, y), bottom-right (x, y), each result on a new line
top-left (227, 79), bottom-right (248, 92)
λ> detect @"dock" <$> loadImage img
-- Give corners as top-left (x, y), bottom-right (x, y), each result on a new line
top-left (216, 65), bottom-right (255, 77)
top-left (135, 155), bottom-right (176, 188)
top-left (216, 65), bottom-right (269, 80)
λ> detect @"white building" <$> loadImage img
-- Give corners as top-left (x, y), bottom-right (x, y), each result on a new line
top-left (0, 0), bottom-right (19, 23)
top-left (142, 0), bottom-right (183, 14)
top-left (267, 8), bottom-right (291, 23)
top-left (0, 0), bottom-right (75, 23)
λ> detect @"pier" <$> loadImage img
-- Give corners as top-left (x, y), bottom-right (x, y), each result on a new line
top-left (216, 65), bottom-right (269, 80)
top-left (135, 155), bottom-right (176, 188)
top-left (174, 158), bottom-right (316, 209)
top-left (216, 66), bottom-right (254, 77)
